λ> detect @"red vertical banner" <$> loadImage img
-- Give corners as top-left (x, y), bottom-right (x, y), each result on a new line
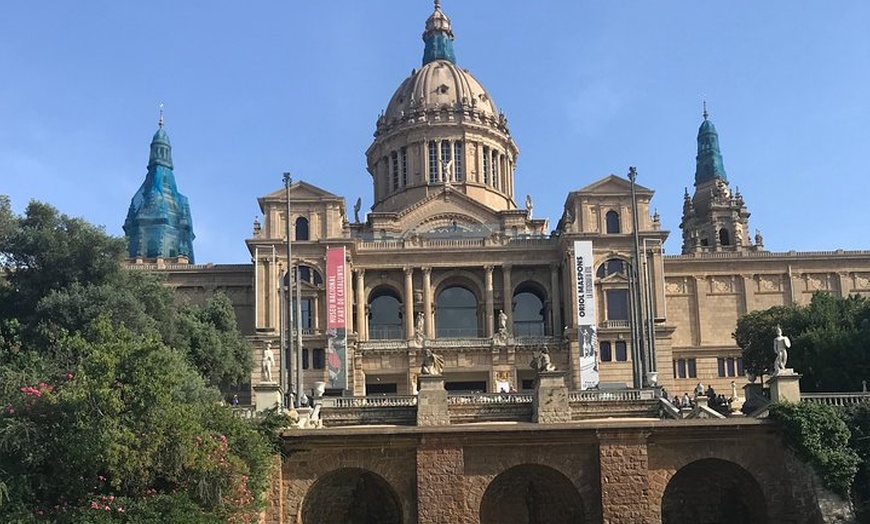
top-left (326, 247), bottom-right (348, 390)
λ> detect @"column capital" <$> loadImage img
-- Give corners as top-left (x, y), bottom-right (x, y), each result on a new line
top-left (404, 266), bottom-right (414, 276)
top-left (355, 268), bottom-right (365, 277)
top-left (422, 267), bottom-right (432, 276)
top-left (484, 265), bottom-right (494, 274)
top-left (502, 264), bottom-right (513, 272)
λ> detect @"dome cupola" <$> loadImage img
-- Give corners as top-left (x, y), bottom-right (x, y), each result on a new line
top-left (366, 1), bottom-right (519, 216)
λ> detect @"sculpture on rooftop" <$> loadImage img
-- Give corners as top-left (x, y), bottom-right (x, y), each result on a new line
top-left (262, 342), bottom-right (275, 383)
top-left (773, 325), bottom-right (791, 374)
top-left (421, 347), bottom-right (445, 376)
top-left (530, 346), bottom-right (556, 373)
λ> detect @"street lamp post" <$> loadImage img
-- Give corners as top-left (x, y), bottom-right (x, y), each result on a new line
top-left (283, 172), bottom-right (295, 408)
top-left (628, 167), bottom-right (648, 388)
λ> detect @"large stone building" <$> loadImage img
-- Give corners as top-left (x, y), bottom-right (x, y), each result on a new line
top-left (127, 1), bottom-right (870, 404)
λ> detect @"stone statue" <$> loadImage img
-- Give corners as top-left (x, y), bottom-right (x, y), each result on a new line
top-left (440, 157), bottom-right (454, 184)
top-left (353, 197), bottom-right (362, 223)
top-left (773, 325), bottom-right (791, 374)
top-left (420, 348), bottom-right (444, 376)
top-left (262, 342), bottom-right (275, 383)
top-left (530, 346), bottom-right (556, 373)
top-left (525, 194), bottom-right (533, 218)
top-left (498, 309), bottom-right (508, 334)
top-left (731, 380), bottom-right (739, 400)
top-left (755, 229), bottom-right (764, 246)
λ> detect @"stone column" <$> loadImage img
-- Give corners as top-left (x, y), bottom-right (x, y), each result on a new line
top-left (423, 267), bottom-right (433, 338)
top-left (502, 265), bottom-right (513, 330)
top-left (416, 438), bottom-right (466, 524)
top-left (404, 267), bottom-right (415, 339)
top-left (484, 265), bottom-right (494, 337)
top-left (597, 429), bottom-right (651, 524)
top-left (533, 371), bottom-right (569, 423)
top-left (550, 263), bottom-right (561, 336)
top-left (838, 272), bottom-right (852, 298)
top-left (355, 269), bottom-right (366, 340)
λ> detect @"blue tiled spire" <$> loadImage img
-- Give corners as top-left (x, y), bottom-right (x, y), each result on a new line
top-left (422, 0), bottom-right (456, 65)
top-left (694, 102), bottom-right (728, 185)
top-left (123, 110), bottom-right (196, 262)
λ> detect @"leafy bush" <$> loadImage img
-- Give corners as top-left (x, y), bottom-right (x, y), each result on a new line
top-left (769, 402), bottom-right (860, 497)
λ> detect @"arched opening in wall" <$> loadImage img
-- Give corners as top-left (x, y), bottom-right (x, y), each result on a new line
top-left (295, 217), bottom-right (309, 241)
top-left (661, 458), bottom-right (767, 524)
top-left (605, 210), bottom-right (621, 234)
top-left (479, 464), bottom-right (585, 524)
top-left (301, 467), bottom-right (403, 524)
top-left (436, 285), bottom-right (479, 338)
top-left (513, 283), bottom-right (546, 336)
top-left (596, 258), bottom-right (630, 323)
top-left (369, 287), bottom-right (403, 340)
top-left (719, 227), bottom-right (731, 246)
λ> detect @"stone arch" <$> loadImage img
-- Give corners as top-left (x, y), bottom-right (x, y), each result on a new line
top-left (605, 209), bottom-right (621, 234)
top-left (719, 227), bottom-right (731, 246)
top-left (368, 284), bottom-right (403, 340)
top-left (479, 464), bottom-right (586, 524)
top-left (513, 279), bottom-right (548, 336)
top-left (301, 467), bottom-right (403, 524)
top-left (660, 458), bottom-right (767, 524)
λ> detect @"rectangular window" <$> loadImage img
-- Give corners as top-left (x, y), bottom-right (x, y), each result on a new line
top-left (390, 151), bottom-right (399, 190)
top-left (428, 141), bottom-right (438, 183)
top-left (453, 141), bottom-right (463, 181)
top-left (605, 289), bottom-right (630, 321)
top-left (482, 145), bottom-right (490, 184)
top-left (300, 298), bottom-right (313, 330)
top-left (302, 348), bottom-right (309, 370)
top-left (312, 348), bottom-right (325, 370)
top-left (600, 341), bottom-right (612, 362)
top-left (717, 357), bottom-right (744, 377)
top-left (674, 358), bottom-right (697, 378)
top-left (615, 341), bottom-right (628, 361)
top-left (492, 151), bottom-right (499, 189)
top-left (401, 147), bottom-right (408, 186)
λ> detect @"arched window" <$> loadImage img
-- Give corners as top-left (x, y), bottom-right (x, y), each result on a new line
top-left (400, 147), bottom-right (408, 186)
top-left (513, 289), bottom-right (545, 336)
top-left (428, 141), bottom-right (438, 183)
top-left (596, 259), bottom-right (626, 278)
top-left (605, 210), bottom-right (620, 234)
top-left (295, 265), bottom-right (323, 286)
top-left (453, 141), bottom-right (463, 181)
top-left (369, 288), bottom-right (402, 340)
top-left (482, 145), bottom-right (491, 184)
top-left (390, 151), bottom-right (399, 190)
top-left (436, 286), bottom-right (478, 338)
top-left (295, 217), bottom-right (309, 241)
top-left (719, 228), bottom-right (731, 246)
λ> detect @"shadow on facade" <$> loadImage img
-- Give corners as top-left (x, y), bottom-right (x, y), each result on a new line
top-left (301, 467), bottom-right (402, 524)
top-left (479, 464), bottom-right (585, 524)
top-left (661, 458), bottom-right (767, 524)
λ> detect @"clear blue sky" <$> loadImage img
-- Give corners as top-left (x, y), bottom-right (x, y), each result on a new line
top-left (2, 1), bottom-right (869, 263)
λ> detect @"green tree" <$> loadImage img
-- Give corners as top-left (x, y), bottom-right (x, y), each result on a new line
top-left (735, 293), bottom-right (870, 391)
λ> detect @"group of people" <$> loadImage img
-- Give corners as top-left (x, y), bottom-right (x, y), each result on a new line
top-left (670, 383), bottom-right (733, 412)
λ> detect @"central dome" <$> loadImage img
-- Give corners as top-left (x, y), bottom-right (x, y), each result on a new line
top-left (384, 61), bottom-right (499, 122)
top-left (366, 1), bottom-right (519, 216)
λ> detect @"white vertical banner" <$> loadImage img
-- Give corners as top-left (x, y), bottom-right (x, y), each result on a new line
top-left (574, 240), bottom-right (600, 390)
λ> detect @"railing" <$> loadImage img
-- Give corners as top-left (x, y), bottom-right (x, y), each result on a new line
top-left (356, 336), bottom-right (564, 352)
top-left (802, 392), bottom-right (870, 407)
top-left (569, 389), bottom-right (657, 402)
top-left (369, 326), bottom-right (405, 340)
top-left (230, 406), bottom-right (261, 419)
top-left (599, 320), bottom-right (631, 329)
top-left (319, 395), bottom-right (418, 408)
top-left (665, 249), bottom-right (870, 260)
top-left (447, 393), bottom-right (533, 405)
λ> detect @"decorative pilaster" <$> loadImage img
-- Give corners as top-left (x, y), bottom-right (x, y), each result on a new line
top-left (550, 263), bottom-right (561, 335)
top-left (355, 269), bottom-right (366, 340)
top-left (484, 265), bottom-right (494, 337)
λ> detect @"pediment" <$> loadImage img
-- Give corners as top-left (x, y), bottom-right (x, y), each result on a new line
top-left (260, 180), bottom-right (342, 203)
top-left (395, 188), bottom-right (502, 236)
top-left (575, 174), bottom-right (654, 197)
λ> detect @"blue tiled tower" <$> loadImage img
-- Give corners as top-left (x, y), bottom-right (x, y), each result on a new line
top-left (123, 112), bottom-right (195, 262)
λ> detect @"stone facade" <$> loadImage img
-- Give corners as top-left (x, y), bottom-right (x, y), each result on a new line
top-left (123, 2), bottom-right (870, 402)
top-left (271, 419), bottom-right (846, 524)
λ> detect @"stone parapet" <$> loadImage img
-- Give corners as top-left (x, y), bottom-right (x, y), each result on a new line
top-left (417, 375), bottom-right (449, 426)
top-left (533, 371), bottom-right (570, 424)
